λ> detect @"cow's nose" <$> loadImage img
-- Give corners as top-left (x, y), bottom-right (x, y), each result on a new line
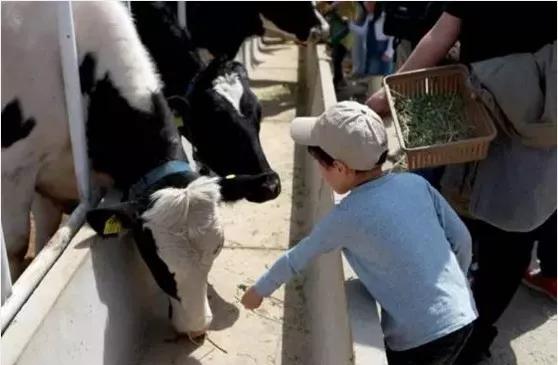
top-left (261, 172), bottom-right (281, 200)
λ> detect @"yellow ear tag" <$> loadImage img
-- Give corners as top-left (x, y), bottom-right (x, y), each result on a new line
top-left (225, 174), bottom-right (236, 180)
top-left (103, 215), bottom-right (122, 235)
top-left (173, 115), bottom-right (184, 128)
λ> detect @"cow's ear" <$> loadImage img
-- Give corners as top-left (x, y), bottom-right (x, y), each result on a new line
top-left (86, 201), bottom-right (139, 238)
top-left (167, 96), bottom-right (193, 140)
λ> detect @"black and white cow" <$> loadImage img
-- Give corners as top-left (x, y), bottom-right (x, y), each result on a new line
top-left (1, 1), bottom-right (262, 338)
top-left (131, 2), bottom-right (281, 202)
top-left (130, 2), bottom-right (204, 98)
top-left (162, 1), bottom-right (329, 59)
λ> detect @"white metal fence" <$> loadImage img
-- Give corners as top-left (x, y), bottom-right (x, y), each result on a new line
top-left (1, 227), bottom-right (11, 306)
top-left (1, 0), bottom-right (93, 332)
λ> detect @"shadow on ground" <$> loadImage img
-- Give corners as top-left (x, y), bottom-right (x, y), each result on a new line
top-left (482, 286), bottom-right (556, 365)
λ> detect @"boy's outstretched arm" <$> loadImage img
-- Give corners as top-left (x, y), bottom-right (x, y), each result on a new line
top-left (241, 211), bottom-right (350, 309)
top-left (427, 184), bottom-right (472, 274)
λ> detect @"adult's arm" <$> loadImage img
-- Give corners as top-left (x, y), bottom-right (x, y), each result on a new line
top-left (366, 12), bottom-right (462, 116)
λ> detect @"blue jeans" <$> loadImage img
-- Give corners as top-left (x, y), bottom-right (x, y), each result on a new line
top-left (365, 32), bottom-right (393, 76)
top-left (351, 31), bottom-right (367, 76)
top-left (366, 56), bottom-right (394, 76)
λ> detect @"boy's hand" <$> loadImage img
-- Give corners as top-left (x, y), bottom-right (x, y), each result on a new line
top-left (241, 287), bottom-right (263, 310)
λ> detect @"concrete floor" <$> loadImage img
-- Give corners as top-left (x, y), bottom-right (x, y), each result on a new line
top-left (137, 41), bottom-right (310, 365)
top-left (486, 285), bottom-right (556, 365)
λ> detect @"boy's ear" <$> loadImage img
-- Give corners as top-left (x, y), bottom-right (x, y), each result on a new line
top-left (333, 160), bottom-right (349, 174)
top-left (86, 201), bottom-right (140, 238)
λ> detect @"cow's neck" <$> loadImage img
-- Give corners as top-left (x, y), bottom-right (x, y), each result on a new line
top-left (131, 2), bottom-right (204, 98)
top-left (86, 76), bottom-right (187, 192)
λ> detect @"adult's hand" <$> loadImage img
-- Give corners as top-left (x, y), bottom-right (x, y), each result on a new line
top-left (366, 88), bottom-right (391, 117)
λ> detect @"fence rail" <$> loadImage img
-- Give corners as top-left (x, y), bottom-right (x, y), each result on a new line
top-left (1, 0), bottom-right (93, 333)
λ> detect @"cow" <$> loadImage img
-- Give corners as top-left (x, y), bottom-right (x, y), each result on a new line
top-left (131, 2), bottom-right (281, 202)
top-left (161, 1), bottom-right (329, 59)
top-left (1, 1), bottom-right (264, 339)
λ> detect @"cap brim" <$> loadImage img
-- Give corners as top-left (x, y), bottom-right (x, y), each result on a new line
top-left (290, 117), bottom-right (319, 146)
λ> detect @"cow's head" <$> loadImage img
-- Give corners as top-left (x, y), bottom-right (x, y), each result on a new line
top-left (87, 174), bottom-right (223, 337)
top-left (85, 83), bottom-right (280, 337)
top-left (169, 58), bottom-right (281, 203)
top-left (258, 2), bottom-right (329, 43)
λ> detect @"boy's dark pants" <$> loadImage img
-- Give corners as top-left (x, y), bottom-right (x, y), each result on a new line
top-left (385, 324), bottom-right (473, 365)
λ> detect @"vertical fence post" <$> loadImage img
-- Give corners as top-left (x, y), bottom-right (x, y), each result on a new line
top-left (177, 1), bottom-right (187, 30)
top-left (1, 0), bottom-right (96, 333)
top-left (58, 1), bottom-right (91, 204)
top-left (1, 227), bottom-right (12, 306)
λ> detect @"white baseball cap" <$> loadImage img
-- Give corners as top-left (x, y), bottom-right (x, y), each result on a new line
top-left (290, 101), bottom-right (388, 170)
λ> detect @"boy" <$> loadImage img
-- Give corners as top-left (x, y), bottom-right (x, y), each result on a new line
top-left (241, 101), bottom-right (477, 365)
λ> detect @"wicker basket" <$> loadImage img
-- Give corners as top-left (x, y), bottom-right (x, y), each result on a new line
top-left (384, 65), bottom-right (497, 170)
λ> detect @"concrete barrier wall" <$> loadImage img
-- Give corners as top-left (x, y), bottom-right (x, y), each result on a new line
top-left (300, 45), bottom-right (386, 364)
top-left (299, 44), bottom-right (354, 365)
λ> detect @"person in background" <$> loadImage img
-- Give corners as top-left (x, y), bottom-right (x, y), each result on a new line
top-left (366, 2), bottom-right (556, 363)
top-left (349, 2), bottom-right (394, 76)
top-left (348, 2), bottom-right (368, 78)
top-left (242, 101), bottom-right (477, 365)
top-left (363, 2), bottom-right (394, 76)
top-left (382, 2), bottom-right (446, 69)
top-left (319, 2), bottom-right (359, 90)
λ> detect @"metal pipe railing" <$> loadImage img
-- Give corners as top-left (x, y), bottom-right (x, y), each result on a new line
top-left (1, 1), bottom-right (94, 333)
top-left (0, 203), bottom-right (94, 333)
top-left (1, 227), bottom-right (12, 306)
top-left (59, 1), bottom-right (91, 203)
top-left (177, 1), bottom-right (187, 30)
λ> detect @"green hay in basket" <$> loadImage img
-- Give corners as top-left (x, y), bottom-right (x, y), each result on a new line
top-left (393, 92), bottom-right (475, 148)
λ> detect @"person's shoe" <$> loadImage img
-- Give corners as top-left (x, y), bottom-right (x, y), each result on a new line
top-left (523, 269), bottom-right (557, 301)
